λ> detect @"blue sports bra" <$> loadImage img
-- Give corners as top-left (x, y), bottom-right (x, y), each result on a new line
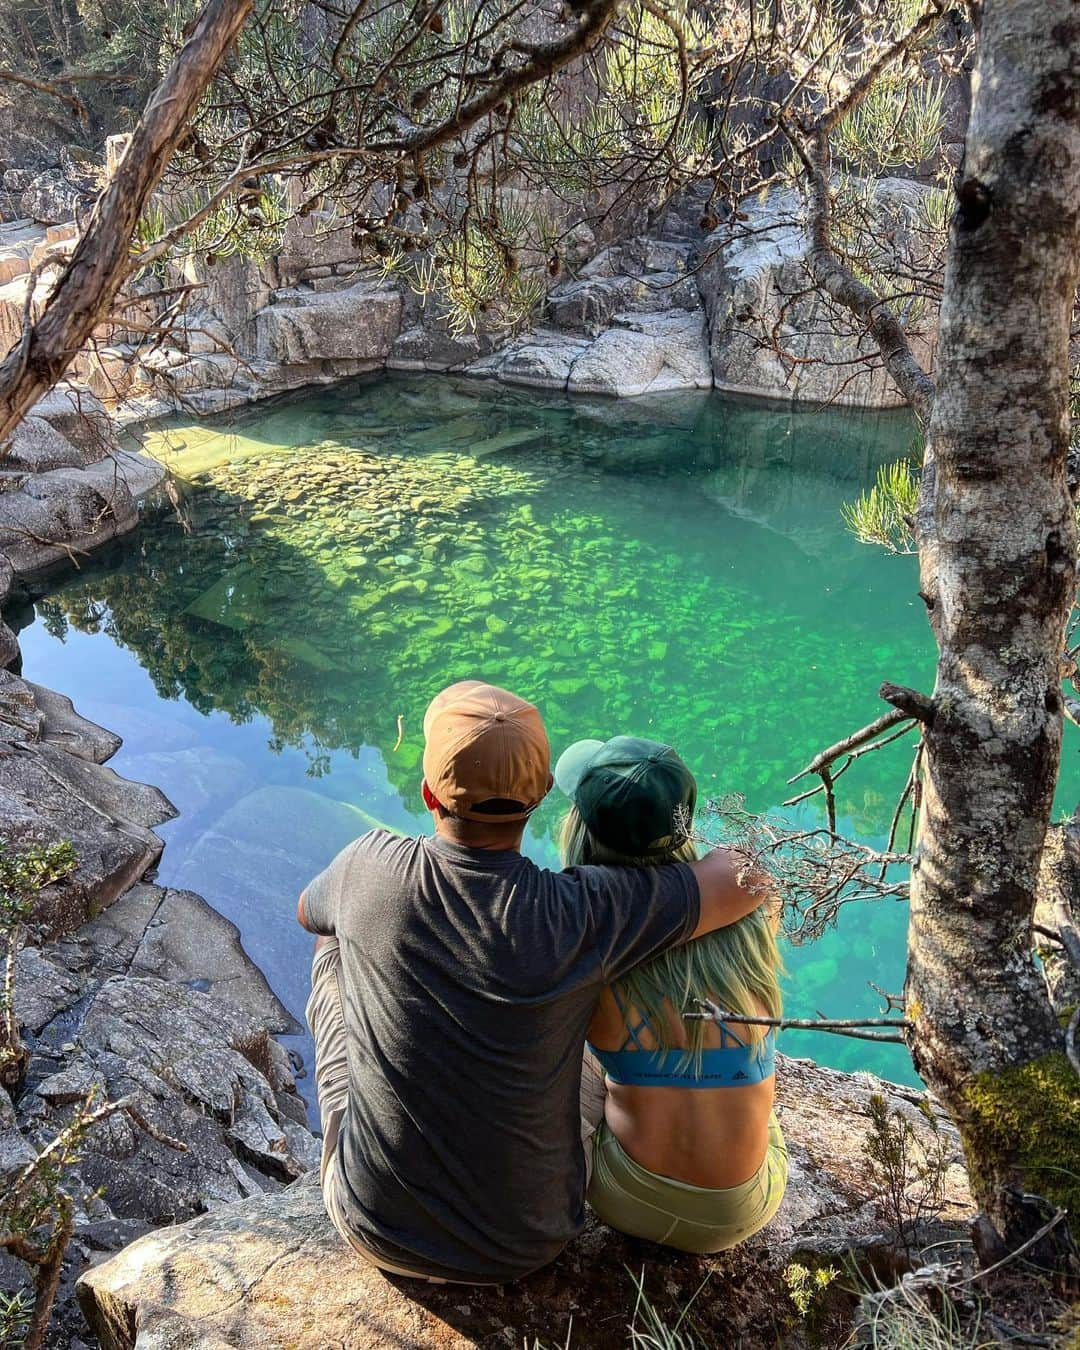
top-left (587, 993), bottom-right (776, 1089)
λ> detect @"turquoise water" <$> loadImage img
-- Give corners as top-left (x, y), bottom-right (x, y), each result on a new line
top-left (16, 375), bottom-right (957, 1097)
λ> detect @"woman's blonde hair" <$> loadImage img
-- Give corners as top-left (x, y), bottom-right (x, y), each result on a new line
top-left (559, 803), bottom-right (783, 1062)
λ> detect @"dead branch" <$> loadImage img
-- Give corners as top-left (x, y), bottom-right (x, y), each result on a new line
top-left (880, 680), bottom-right (936, 724)
top-left (686, 998), bottom-right (913, 1045)
top-left (788, 707), bottom-right (913, 784)
top-left (0, 67), bottom-right (87, 120)
top-left (0, 0), bottom-right (254, 446)
top-left (782, 117), bottom-right (937, 423)
top-left (128, 0), bottom-right (620, 274)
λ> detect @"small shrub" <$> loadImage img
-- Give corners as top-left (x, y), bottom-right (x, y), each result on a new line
top-left (863, 1093), bottom-right (950, 1258)
top-left (784, 1261), bottom-right (840, 1317)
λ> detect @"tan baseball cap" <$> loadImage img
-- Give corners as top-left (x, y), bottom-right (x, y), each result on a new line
top-left (422, 680), bottom-right (551, 822)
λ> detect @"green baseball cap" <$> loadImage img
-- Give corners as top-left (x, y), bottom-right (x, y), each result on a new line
top-left (554, 735), bottom-right (697, 857)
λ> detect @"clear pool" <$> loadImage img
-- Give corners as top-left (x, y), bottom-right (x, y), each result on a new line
top-left (15, 374), bottom-right (979, 1101)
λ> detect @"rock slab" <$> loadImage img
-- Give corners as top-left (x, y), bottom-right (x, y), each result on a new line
top-left (78, 1057), bottom-right (973, 1350)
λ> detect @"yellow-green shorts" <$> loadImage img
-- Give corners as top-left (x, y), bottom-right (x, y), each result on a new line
top-left (587, 1113), bottom-right (788, 1254)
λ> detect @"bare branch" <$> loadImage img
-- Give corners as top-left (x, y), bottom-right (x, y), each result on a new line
top-left (787, 121), bottom-right (937, 423)
top-left (0, 67), bottom-right (87, 119)
top-left (788, 707), bottom-right (913, 784)
top-left (686, 999), bottom-right (913, 1045)
top-left (880, 681), bottom-right (936, 724)
top-left (0, 0), bottom-right (254, 445)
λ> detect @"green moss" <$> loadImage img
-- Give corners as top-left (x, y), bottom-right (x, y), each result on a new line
top-left (962, 1052), bottom-right (1080, 1217)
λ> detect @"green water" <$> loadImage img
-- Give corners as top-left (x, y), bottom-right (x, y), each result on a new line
top-left (20, 374), bottom-right (956, 1093)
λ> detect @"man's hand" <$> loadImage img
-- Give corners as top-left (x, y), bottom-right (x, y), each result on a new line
top-left (687, 848), bottom-right (773, 939)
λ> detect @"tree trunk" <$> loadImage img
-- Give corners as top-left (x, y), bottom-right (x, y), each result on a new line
top-left (908, 0), bottom-right (1080, 1250)
top-left (0, 0), bottom-right (252, 447)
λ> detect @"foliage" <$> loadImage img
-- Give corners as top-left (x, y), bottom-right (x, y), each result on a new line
top-left (0, 841), bottom-right (77, 1082)
top-left (834, 78), bottom-right (946, 174)
top-left (626, 1268), bottom-right (711, 1350)
top-left (132, 181), bottom-right (290, 277)
top-left (863, 1093), bottom-right (950, 1258)
top-left (383, 210), bottom-right (547, 337)
top-left (784, 1261), bottom-right (840, 1317)
top-left (101, 0), bottom-right (962, 341)
top-left (842, 458), bottom-right (921, 555)
top-left (858, 1282), bottom-right (985, 1350)
top-left (0, 1292), bottom-right (31, 1350)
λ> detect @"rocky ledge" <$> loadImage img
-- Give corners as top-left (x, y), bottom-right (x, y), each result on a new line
top-left (78, 1055), bottom-right (973, 1350)
top-left (2, 171), bottom-right (938, 427)
top-left (0, 672), bottom-right (320, 1345)
top-left (0, 382), bottom-right (165, 667)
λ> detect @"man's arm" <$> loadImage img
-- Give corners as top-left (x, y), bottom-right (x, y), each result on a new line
top-left (297, 888), bottom-right (317, 933)
top-left (687, 848), bottom-right (772, 939)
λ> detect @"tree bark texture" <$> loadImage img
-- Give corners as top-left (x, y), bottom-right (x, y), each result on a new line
top-left (908, 0), bottom-right (1080, 1244)
top-left (0, 0), bottom-right (253, 446)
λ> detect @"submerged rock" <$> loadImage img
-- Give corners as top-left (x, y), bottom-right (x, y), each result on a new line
top-left (78, 1056), bottom-right (973, 1350)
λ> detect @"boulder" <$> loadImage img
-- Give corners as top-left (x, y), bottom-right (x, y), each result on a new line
top-left (567, 313), bottom-right (713, 397)
top-left (144, 351), bottom-right (253, 397)
top-left (0, 670), bottom-right (44, 741)
top-left (0, 622), bottom-right (18, 671)
top-left (2, 415), bottom-right (87, 471)
top-left (546, 271), bottom-right (699, 337)
top-left (19, 168), bottom-right (92, 225)
top-left (22, 679), bottom-right (123, 763)
top-left (0, 220), bottom-right (40, 286)
top-left (0, 673), bottom-right (120, 762)
top-left (78, 1057), bottom-right (973, 1350)
top-left (388, 323), bottom-right (489, 373)
top-left (0, 451), bottom-right (165, 576)
top-left (81, 347), bottom-right (143, 405)
top-left (28, 385), bottom-right (113, 462)
top-left (546, 275), bottom-right (651, 337)
top-left (485, 332), bottom-right (589, 390)
top-left (0, 736), bottom-right (172, 935)
top-left (163, 310), bottom-right (232, 355)
top-left (277, 212), bottom-right (360, 283)
top-left (0, 682), bottom-right (318, 1301)
top-left (81, 883), bottom-right (298, 1035)
top-left (254, 282), bottom-right (402, 365)
top-left (697, 182), bottom-right (938, 408)
top-left (16, 966), bottom-right (317, 1225)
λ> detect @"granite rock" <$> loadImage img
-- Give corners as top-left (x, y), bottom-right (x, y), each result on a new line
top-left (697, 181), bottom-right (938, 408)
top-left (254, 282), bottom-right (402, 365)
top-left (78, 1057), bottom-right (973, 1350)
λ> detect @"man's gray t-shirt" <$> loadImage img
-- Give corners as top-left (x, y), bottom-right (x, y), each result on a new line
top-left (304, 828), bottom-right (699, 1283)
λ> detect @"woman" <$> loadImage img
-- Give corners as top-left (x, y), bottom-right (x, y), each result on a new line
top-left (557, 734), bottom-right (787, 1254)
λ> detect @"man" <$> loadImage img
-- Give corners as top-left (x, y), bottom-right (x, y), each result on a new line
top-left (299, 680), bottom-right (764, 1284)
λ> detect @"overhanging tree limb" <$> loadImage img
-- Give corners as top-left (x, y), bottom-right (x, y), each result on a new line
top-left (0, 0), bottom-right (254, 447)
top-left (798, 124), bottom-right (937, 424)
